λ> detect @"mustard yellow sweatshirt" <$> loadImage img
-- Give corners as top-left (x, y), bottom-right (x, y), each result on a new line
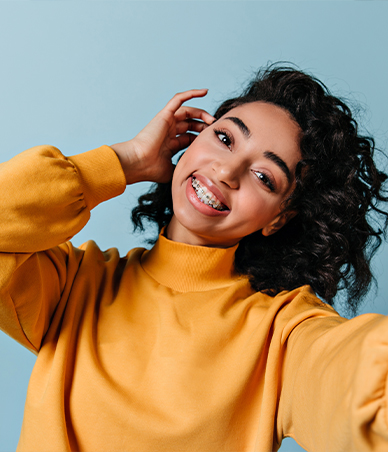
top-left (1, 145), bottom-right (388, 452)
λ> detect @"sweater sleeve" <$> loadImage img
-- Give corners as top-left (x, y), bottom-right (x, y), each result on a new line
top-left (278, 311), bottom-right (388, 451)
top-left (0, 145), bottom-right (126, 352)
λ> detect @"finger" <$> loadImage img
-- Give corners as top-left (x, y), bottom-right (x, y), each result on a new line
top-left (175, 119), bottom-right (209, 135)
top-left (164, 89), bottom-right (209, 114)
top-left (173, 133), bottom-right (198, 151)
top-left (174, 106), bottom-right (215, 125)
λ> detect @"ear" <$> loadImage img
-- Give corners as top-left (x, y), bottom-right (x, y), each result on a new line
top-left (261, 211), bottom-right (297, 237)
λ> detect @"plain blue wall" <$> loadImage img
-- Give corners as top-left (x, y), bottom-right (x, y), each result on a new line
top-left (0, 2), bottom-right (387, 451)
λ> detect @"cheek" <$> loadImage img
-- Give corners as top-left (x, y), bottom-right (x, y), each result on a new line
top-left (172, 151), bottom-right (190, 186)
top-left (170, 169), bottom-right (182, 204)
top-left (171, 155), bottom-right (192, 206)
top-left (235, 192), bottom-right (280, 229)
top-left (173, 143), bottom-right (210, 182)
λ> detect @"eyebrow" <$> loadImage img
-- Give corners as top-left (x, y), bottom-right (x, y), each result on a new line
top-left (224, 116), bottom-right (251, 137)
top-left (264, 151), bottom-right (291, 183)
top-left (224, 115), bottom-right (292, 183)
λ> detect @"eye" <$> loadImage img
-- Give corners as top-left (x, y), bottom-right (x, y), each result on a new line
top-left (253, 170), bottom-right (276, 192)
top-left (214, 129), bottom-right (233, 149)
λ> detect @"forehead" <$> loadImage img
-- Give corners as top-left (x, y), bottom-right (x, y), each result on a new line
top-left (223, 101), bottom-right (301, 140)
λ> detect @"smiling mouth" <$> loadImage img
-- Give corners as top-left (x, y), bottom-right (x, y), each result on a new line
top-left (191, 177), bottom-right (229, 211)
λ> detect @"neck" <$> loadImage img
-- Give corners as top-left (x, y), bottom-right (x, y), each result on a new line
top-left (166, 216), bottom-right (239, 249)
top-left (140, 229), bottom-right (241, 292)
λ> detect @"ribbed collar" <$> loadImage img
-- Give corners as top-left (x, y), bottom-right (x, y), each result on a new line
top-left (140, 231), bottom-right (240, 292)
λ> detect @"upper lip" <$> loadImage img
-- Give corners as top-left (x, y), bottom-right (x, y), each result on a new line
top-left (192, 173), bottom-right (230, 210)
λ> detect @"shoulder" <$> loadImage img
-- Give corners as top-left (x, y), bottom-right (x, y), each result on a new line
top-left (249, 285), bottom-right (338, 318)
top-left (244, 285), bottom-right (343, 341)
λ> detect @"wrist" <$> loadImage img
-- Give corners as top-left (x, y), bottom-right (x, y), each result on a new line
top-left (110, 140), bottom-right (149, 185)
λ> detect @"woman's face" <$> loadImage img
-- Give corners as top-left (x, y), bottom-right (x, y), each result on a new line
top-left (167, 101), bottom-right (302, 248)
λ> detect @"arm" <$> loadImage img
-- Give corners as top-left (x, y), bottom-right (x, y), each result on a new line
top-left (1, 90), bottom-right (213, 252)
top-left (0, 145), bottom-right (125, 253)
top-left (0, 90), bottom-right (214, 352)
top-left (278, 313), bottom-right (388, 451)
top-left (0, 144), bottom-right (126, 351)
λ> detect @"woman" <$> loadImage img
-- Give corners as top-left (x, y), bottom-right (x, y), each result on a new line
top-left (1, 65), bottom-right (388, 451)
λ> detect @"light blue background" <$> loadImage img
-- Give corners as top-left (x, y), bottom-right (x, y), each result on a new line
top-left (0, 1), bottom-right (387, 451)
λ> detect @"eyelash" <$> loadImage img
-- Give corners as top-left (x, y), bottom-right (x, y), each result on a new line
top-left (252, 171), bottom-right (276, 192)
top-left (214, 128), bottom-right (233, 148)
top-left (213, 128), bottom-right (276, 192)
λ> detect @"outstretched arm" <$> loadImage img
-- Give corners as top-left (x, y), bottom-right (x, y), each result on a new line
top-left (278, 313), bottom-right (388, 451)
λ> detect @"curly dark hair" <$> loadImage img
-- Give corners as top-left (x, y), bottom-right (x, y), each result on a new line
top-left (132, 64), bottom-right (388, 314)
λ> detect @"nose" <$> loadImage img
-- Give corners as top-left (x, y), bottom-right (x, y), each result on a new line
top-left (212, 157), bottom-right (243, 189)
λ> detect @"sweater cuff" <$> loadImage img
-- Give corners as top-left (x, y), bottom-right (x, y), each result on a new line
top-left (68, 145), bottom-right (127, 210)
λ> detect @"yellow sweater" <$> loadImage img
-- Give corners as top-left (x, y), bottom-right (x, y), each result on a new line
top-left (1, 145), bottom-right (388, 452)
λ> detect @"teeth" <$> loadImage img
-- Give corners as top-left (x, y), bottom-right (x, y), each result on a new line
top-left (192, 177), bottom-right (227, 211)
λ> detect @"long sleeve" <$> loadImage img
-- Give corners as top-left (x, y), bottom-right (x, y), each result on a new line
top-left (0, 145), bottom-right (126, 352)
top-left (278, 311), bottom-right (388, 451)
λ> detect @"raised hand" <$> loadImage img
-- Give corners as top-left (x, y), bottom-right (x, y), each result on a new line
top-left (111, 89), bottom-right (215, 185)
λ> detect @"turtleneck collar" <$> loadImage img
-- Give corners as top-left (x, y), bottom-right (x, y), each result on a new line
top-left (140, 231), bottom-right (241, 293)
